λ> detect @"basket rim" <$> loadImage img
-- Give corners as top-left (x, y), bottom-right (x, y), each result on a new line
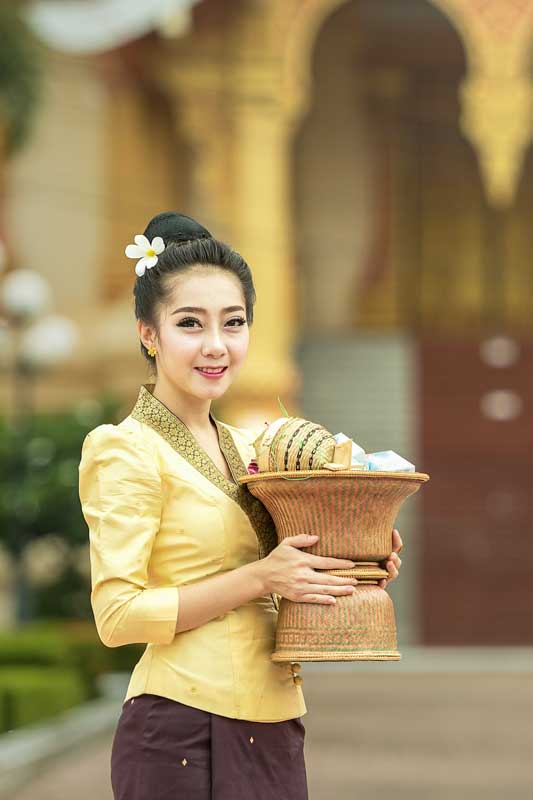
top-left (238, 469), bottom-right (430, 485)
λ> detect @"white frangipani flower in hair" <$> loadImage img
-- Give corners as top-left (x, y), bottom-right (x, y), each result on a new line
top-left (125, 234), bottom-right (165, 276)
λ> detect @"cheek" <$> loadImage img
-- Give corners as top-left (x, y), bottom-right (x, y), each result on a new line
top-left (230, 333), bottom-right (249, 363)
top-left (165, 331), bottom-right (199, 361)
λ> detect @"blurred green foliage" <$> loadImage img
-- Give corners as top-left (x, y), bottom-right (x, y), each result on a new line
top-left (0, 619), bottom-right (145, 731)
top-left (0, 666), bottom-right (86, 733)
top-left (0, 390), bottom-right (123, 620)
top-left (0, 5), bottom-right (43, 156)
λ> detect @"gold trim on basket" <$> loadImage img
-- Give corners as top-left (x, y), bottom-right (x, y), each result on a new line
top-left (271, 652), bottom-right (401, 662)
top-left (325, 564), bottom-right (389, 582)
top-left (238, 469), bottom-right (430, 484)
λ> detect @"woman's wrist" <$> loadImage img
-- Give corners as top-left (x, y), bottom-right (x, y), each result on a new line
top-left (243, 558), bottom-right (271, 597)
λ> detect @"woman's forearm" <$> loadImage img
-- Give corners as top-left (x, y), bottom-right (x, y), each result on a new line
top-left (174, 561), bottom-right (268, 633)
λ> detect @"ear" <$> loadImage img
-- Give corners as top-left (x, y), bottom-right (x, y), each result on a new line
top-left (137, 319), bottom-right (156, 350)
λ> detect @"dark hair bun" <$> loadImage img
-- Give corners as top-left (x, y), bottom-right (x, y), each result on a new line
top-left (143, 211), bottom-right (212, 244)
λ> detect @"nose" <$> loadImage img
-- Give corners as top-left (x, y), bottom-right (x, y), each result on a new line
top-left (201, 327), bottom-right (227, 358)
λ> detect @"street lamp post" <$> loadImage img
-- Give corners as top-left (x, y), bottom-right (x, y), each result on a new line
top-left (0, 260), bottom-right (79, 623)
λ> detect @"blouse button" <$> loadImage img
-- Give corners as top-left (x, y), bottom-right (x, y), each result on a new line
top-left (291, 663), bottom-right (303, 686)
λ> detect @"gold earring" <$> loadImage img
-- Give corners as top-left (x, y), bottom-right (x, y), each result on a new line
top-left (147, 345), bottom-right (157, 357)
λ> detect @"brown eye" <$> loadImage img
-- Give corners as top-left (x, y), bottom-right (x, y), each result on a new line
top-left (227, 317), bottom-right (246, 327)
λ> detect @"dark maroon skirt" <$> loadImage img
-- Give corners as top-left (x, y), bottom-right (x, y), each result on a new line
top-left (110, 693), bottom-right (308, 800)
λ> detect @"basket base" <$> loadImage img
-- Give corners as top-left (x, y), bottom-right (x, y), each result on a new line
top-left (272, 585), bottom-right (400, 664)
top-left (272, 650), bottom-right (401, 662)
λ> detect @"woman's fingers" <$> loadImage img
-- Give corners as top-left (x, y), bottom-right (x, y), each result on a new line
top-left (300, 594), bottom-right (338, 604)
top-left (392, 528), bottom-right (403, 553)
top-left (305, 583), bottom-right (356, 597)
top-left (305, 554), bottom-right (356, 570)
top-left (284, 533), bottom-right (319, 548)
top-left (299, 580), bottom-right (358, 603)
top-left (308, 571), bottom-right (358, 586)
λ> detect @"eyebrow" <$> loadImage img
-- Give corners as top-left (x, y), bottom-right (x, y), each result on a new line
top-left (171, 305), bottom-right (245, 315)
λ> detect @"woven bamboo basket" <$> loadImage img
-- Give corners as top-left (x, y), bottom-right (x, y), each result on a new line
top-left (253, 417), bottom-right (337, 473)
top-left (238, 469), bottom-right (430, 662)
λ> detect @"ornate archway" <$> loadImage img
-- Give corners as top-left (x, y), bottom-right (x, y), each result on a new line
top-left (278, 0), bottom-right (533, 208)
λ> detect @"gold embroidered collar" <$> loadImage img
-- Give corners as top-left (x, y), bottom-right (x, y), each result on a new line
top-left (130, 383), bottom-right (277, 559)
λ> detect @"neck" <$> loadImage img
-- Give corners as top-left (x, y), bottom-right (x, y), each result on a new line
top-left (148, 378), bottom-right (215, 435)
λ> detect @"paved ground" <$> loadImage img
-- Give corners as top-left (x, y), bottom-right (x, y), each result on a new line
top-left (11, 670), bottom-right (533, 800)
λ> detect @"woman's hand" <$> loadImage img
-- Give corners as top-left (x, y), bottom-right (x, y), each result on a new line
top-left (378, 528), bottom-right (403, 589)
top-left (256, 534), bottom-right (358, 605)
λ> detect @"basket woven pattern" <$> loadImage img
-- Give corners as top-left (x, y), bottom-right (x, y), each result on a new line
top-left (241, 470), bottom-right (427, 561)
top-left (273, 585), bottom-right (399, 661)
top-left (239, 469), bottom-right (429, 661)
top-left (254, 418), bottom-right (336, 473)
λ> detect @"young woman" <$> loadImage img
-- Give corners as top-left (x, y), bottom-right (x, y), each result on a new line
top-left (78, 211), bottom-right (403, 800)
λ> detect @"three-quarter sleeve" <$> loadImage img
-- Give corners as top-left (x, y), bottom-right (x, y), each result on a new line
top-left (78, 424), bottom-right (179, 648)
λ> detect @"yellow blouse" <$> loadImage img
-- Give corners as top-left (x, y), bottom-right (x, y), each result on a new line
top-left (78, 383), bottom-right (306, 722)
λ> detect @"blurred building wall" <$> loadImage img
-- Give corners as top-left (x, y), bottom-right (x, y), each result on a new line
top-left (6, 51), bottom-right (107, 316)
top-left (3, 0), bottom-right (533, 647)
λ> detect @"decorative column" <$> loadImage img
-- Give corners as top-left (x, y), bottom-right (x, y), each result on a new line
top-left (162, 45), bottom-right (302, 426)
top-left (222, 67), bottom-right (301, 425)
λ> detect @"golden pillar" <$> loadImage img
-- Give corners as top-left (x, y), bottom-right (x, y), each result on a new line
top-left (223, 72), bottom-right (300, 425)
top-left (161, 48), bottom-right (301, 426)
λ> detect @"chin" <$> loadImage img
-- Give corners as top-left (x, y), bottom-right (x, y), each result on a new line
top-left (191, 380), bottom-right (230, 398)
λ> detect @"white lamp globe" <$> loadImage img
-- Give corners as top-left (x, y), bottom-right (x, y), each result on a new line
top-left (19, 314), bottom-right (79, 368)
top-left (2, 269), bottom-right (53, 319)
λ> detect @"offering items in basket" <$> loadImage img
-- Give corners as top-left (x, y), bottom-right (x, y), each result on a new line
top-left (366, 450), bottom-right (415, 472)
top-left (240, 412), bottom-right (429, 663)
top-left (253, 416), bottom-right (337, 473)
top-left (253, 418), bottom-right (416, 473)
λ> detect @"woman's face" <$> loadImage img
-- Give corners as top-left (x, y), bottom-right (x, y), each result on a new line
top-left (139, 267), bottom-right (250, 403)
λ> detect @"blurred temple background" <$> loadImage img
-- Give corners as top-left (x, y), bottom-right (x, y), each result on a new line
top-left (0, 1), bottom-right (532, 799)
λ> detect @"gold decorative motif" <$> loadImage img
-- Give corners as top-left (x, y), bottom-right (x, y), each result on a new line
top-left (130, 384), bottom-right (278, 560)
top-left (430, 0), bottom-right (533, 207)
top-left (249, 736), bottom-right (254, 744)
top-left (181, 758), bottom-right (188, 766)
top-left (280, 0), bottom-right (533, 207)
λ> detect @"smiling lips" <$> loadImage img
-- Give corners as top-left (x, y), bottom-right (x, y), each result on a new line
top-left (195, 366), bottom-right (228, 378)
